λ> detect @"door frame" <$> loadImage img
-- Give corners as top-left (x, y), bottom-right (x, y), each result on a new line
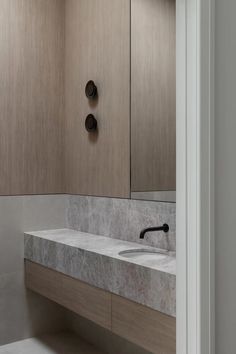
top-left (176, 0), bottom-right (215, 353)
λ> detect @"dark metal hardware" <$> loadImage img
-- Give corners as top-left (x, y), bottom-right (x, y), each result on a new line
top-left (140, 224), bottom-right (169, 239)
top-left (85, 114), bottom-right (97, 132)
top-left (85, 80), bottom-right (97, 99)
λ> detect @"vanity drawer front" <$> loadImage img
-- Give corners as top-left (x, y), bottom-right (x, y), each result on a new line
top-left (112, 295), bottom-right (176, 354)
top-left (25, 260), bottom-right (112, 330)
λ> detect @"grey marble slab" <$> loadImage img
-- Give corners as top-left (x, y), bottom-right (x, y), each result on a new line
top-left (66, 195), bottom-right (176, 251)
top-left (24, 229), bottom-right (176, 317)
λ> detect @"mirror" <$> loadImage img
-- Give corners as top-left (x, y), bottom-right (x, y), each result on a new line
top-left (131, 0), bottom-right (176, 202)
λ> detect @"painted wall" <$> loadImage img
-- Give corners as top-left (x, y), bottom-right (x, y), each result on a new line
top-left (0, 195), bottom-right (67, 345)
top-left (215, 1), bottom-right (236, 353)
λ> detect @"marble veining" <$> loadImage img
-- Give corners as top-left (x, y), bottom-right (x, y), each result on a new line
top-left (66, 195), bottom-right (176, 251)
top-left (24, 229), bottom-right (176, 317)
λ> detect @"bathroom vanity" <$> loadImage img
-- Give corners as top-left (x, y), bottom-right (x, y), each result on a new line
top-left (24, 229), bottom-right (176, 354)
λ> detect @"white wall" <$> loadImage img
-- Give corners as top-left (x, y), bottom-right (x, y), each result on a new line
top-left (0, 195), bottom-right (67, 345)
top-left (215, 1), bottom-right (236, 353)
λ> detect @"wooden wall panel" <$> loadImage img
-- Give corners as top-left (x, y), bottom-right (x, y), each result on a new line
top-left (0, 0), bottom-right (65, 195)
top-left (131, 0), bottom-right (176, 192)
top-left (65, 0), bottom-right (130, 198)
top-left (25, 260), bottom-right (112, 330)
top-left (25, 261), bottom-right (176, 353)
top-left (112, 294), bottom-right (176, 354)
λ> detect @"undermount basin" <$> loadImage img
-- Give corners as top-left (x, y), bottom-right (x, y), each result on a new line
top-left (118, 248), bottom-right (168, 259)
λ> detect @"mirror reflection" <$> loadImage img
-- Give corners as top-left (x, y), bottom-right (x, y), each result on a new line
top-left (131, 0), bottom-right (176, 202)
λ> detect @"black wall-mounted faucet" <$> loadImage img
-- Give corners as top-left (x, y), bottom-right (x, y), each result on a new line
top-left (140, 224), bottom-right (169, 239)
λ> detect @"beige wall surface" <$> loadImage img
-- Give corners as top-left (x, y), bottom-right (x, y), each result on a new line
top-left (0, 0), bottom-right (65, 195)
top-left (0, 194), bottom-right (67, 346)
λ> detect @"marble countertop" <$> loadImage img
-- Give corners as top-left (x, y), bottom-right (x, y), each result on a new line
top-left (24, 229), bottom-right (176, 317)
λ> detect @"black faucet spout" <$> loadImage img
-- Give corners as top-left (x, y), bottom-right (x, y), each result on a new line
top-left (140, 224), bottom-right (169, 239)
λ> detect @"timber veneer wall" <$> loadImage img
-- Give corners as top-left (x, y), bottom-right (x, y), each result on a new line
top-left (0, 0), bottom-right (65, 195)
top-left (0, 0), bottom-right (130, 198)
top-left (65, 0), bottom-right (130, 198)
top-left (0, 0), bottom-right (175, 198)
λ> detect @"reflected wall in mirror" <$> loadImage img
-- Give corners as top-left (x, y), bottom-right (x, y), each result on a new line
top-left (131, 0), bottom-right (176, 202)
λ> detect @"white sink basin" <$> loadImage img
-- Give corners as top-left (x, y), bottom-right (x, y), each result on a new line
top-left (118, 248), bottom-right (168, 259)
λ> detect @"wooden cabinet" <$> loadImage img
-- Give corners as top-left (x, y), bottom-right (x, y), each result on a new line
top-left (25, 261), bottom-right (112, 330)
top-left (25, 261), bottom-right (176, 353)
top-left (112, 294), bottom-right (176, 354)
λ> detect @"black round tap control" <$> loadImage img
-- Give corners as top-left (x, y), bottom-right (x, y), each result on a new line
top-left (85, 80), bottom-right (97, 99)
top-left (85, 114), bottom-right (97, 132)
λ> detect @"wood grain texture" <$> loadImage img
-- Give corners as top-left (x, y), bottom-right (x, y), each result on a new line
top-left (0, 0), bottom-right (65, 195)
top-left (131, 0), bottom-right (176, 192)
top-left (25, 260), bottom-right (112, 330)
top-left (65, 0), bottom-right (130, 198)
top-left (112, 295), bottom-right (176, 354)
top-left (25, 261), bottom-right (176, 352)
